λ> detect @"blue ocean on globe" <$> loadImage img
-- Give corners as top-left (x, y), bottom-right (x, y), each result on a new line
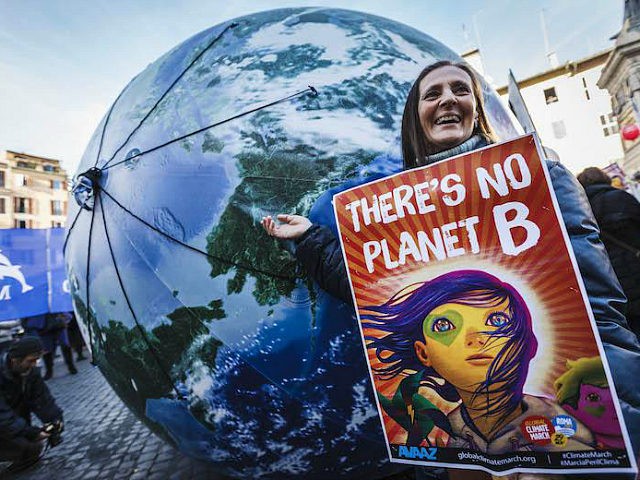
top-left (65, 7), bottom-right (518, 479)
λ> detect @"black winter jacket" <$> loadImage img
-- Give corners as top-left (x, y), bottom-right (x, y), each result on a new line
top-left (0, 353), bottom-right (63, 440)
top-left (584, 183), bottom-right (640, 329)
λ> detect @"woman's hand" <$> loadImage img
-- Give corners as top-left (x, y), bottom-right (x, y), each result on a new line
top-left (261, 214), bottom-right (312, 240)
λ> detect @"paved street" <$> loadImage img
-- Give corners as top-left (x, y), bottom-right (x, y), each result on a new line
top-left (2, 356), bottom-right (417, 480)
top-left (4, 358), bottom-right (228, 480)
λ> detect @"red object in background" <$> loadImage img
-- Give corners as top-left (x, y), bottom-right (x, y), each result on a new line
top-left (622, 124), bottom-right (640, 141)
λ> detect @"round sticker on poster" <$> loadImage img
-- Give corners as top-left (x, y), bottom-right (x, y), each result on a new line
top-left (551, 432), bottom-right (568, 447)
top-left (521, 416), bottom-right (554, 445)
top-left (553, 415), bottom-right (577, 437)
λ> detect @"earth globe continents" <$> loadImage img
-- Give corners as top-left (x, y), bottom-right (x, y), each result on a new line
top-left (65, 7), bottom-right (518, 479)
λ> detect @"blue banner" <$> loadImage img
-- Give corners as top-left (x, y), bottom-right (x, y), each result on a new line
top-left (0, 228), bottom-right (72, 321)
top-left (49, 228), bottom-right (73, 314)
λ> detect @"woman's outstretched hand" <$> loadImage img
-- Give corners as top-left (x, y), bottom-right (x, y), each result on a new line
top-left (261, 214), bottom-right (312, 240)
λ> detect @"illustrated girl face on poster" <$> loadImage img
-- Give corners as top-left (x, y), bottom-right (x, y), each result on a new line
top-left (363, 270), bottom-right (539, 422)
top-left (414, 300), bottom-right (512, 391)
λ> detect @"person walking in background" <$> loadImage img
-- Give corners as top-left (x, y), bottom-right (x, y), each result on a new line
top-left (40, 313), bottom-right (78, 380)
top-left (578, 167), bottom-right (640, 338)
top-left (66, 312), bottom-right (86, 362)
top-left (21, 314), bottom-right (46, 339)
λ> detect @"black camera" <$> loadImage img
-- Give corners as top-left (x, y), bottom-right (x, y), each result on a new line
top-left (42, 420), bottom-right (64, 447)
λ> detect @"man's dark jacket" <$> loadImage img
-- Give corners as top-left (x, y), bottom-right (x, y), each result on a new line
top-left (0, 352), bottom-right (62, 440)
top-left (584, 183), bottom-right (640, 329)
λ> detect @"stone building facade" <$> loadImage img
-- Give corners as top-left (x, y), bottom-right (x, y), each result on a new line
top-left (0, 150), bottom-right (68, 229)
top-left (598, 0), bottom-right (640, 175)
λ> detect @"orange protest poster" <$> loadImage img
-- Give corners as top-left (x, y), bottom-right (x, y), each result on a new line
top-left (333, 134), bottom-right (636, 475)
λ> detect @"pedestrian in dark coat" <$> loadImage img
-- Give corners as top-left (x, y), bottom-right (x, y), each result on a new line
top-left (66, 312), bottom-right (87, 361)
top-left (0, 336), bottom-right (63, 473)
top-left (40, 313), bottom-right (78, 379)
top-left (578, 166), bottom-right (640, 338)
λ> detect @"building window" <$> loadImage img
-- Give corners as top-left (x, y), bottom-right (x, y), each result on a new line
top-left (552, 120), bottom-right (567, 139)
top-left (544, 87), bottom-right (558, 104)
top-left (51, 200), bottom-right (63, 216)
top-left (51, 180), bottom-right (62, 190)
top-left (0, 171), bottom-right (4, 188)
top-left (14, 219), bottom-right (27, 229)
top-left (600, 113), bottom-right (619, 137)
top-left (14, 197), bottom-right (31, 214)
top-left (52, 221), bottom-right (63, 227)
top-left (15, 174), bottom-right (28, 187)
top-left (0, 198), bottom-right (5, 214)
top-left (17, 161), bottom-right (36, 170)
top-left (582, 77), bottom-right (590, 101)
top-left (43, 165), bottom-right (55, 172)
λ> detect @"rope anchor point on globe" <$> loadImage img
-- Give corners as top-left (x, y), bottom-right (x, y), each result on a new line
top-left (72, 167), bottom-right (103, 211)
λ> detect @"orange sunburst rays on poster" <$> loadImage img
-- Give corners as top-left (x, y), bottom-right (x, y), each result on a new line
top-left (334, 136), bottom-right (601, 445)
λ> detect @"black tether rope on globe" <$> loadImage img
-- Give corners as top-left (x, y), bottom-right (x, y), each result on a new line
top-left (98, 190), bottom-right (184, 399)
top-left (62, 207), bottom-right (83, 255)
top-left (101, 22), bottom-right (239, 170)
top-left (102, 86), bottom-right (318, 171)
top-left (99, 187), bottom-right (297, 282)
top-left (93, 78), bottom-right (131, 169)
top-left (63, 75), bottom-right (130, 253)
top-left (85, 203), bottom-right (97, 363)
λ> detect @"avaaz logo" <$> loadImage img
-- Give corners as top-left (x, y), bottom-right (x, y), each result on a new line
top-left (0, 249), bottom-right (33, 300)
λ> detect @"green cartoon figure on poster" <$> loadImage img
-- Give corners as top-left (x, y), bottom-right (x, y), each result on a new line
top-left (555, 357), bottom-right (625, 449)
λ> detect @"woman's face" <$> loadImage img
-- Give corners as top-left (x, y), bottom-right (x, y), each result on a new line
top-left (414, 301), bottom-right (511, 391)
top-left (418, 66), bottom-right (478, 153)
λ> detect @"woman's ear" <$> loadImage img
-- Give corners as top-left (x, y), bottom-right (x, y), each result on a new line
top-left (414, 340), bottom-right (431, 367)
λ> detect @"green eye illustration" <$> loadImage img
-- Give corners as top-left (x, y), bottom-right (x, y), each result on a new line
top-left (424, 310), bottom-right (463, 346)
top-left (432, 318), bottom-right (455, 333)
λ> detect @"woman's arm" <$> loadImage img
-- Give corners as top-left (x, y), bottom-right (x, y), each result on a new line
top-left (262, 215), bottom-right (353, 304)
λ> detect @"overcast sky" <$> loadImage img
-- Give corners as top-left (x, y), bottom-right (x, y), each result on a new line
top-left (0, 0), bottom-right (624, 174)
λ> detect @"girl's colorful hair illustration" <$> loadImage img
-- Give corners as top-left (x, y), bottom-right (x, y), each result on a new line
top-left (362, 270), bottom-right (538, 422)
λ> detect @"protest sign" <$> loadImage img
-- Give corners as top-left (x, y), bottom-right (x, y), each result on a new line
top-left (333, 134), bottom-right (636, 475)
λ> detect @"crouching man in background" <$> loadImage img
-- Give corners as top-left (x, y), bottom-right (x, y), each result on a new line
top-left (0, 336), bottom-right (64, 474)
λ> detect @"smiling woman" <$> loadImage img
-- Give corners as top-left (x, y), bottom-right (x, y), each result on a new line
top-left (261, 55), bottom-right (640, 477)
top-left (400, 60), bottom-right (498, 170)
top-left (417, 66), bottom-right (477, 153)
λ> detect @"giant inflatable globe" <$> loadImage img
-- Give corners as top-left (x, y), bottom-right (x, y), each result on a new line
top-left (65, 8), bottom-right (518, 479)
